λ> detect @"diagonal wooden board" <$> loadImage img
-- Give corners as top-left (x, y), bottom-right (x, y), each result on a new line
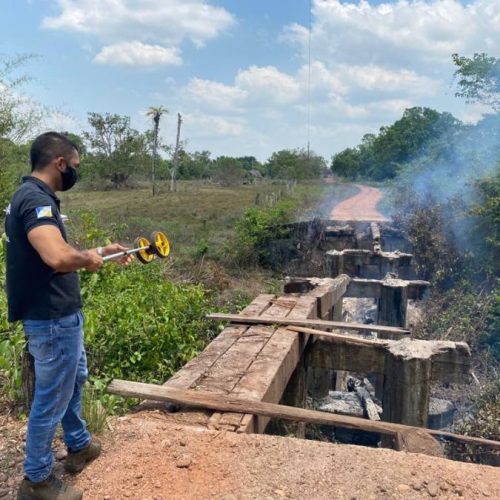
top-left (206, 313), bottom-right (410, 338)
top-left (108, 379), bottom-right (500, 451)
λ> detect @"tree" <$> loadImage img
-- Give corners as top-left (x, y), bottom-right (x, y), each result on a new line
top-left (453, 53), bottom-right (500, 111)
top-left (330, 107), bottom-right (464, 181)
top-left (146, 106), bottom-right (168, 196)
top-left (0, 55), bottom-right (43, 211)
top-left (265, 149), bottom-right (325, 180)
top-left (213, 156), bottom-right (245, 186)
top-left (0, 55), bottom-right (44, 143)
top-left (83, 113), bottom-right (149, 189)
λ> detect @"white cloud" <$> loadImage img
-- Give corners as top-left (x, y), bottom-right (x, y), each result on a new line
top-left (43, 0), bottom-right (235, 46)
top-left (94, 41), bottom-right (181, 67)
top-left (235, 66), bottom-right (301, 104)
top-left (183, 113), bottom-right (245, 137)
top-left (184, 79), bottom-right (247, 111)
top-left (43, 0), bottom-right (235, 66)
top-left (285, 0), bottom-right (500, 68)
top-left (341, 65), bottom-right (442, 96)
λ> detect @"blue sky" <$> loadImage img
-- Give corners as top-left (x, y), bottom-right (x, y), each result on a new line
top-left (1, 0), bottom-right (499, 161)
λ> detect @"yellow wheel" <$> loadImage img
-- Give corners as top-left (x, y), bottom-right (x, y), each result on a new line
top-left (134, 237), bottom-right (154, 264)
top-left (150, 231), bottom-right (170, 258)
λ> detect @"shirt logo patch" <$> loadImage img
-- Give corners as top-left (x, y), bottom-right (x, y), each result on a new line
top-left (36, 206), bottom-right (53, 218)
top-left (5, 204), bottom-right (11, 215)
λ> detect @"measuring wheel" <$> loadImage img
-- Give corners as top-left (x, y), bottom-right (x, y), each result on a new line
top-left (150, 231), bottom-right (170, 259)
top-left (134, 236), bottom-right (155, 264)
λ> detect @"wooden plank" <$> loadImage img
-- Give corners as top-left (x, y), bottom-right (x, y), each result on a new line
top-left (208, 296), bottom-right (298, 430)
top-left (108, 379), bottom-right (500, 450)
top-left (233, 326), bottom-right (303, 433)
top-left (307, 275), bottom-right (350, 318)
top-left (197, 325), bottom-right (274, 393)
top-left (206, 314), bottom-right (409, 338)
top-left (164, 294), bottom-right (274, 390)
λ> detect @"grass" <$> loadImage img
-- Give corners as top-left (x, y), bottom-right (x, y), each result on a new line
top-left (61, 179), bottom-right (356, 256)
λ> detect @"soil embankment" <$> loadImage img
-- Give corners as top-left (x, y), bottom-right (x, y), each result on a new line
top-left (330, 184), bottom-right (388, 222)
top-left (72, 414), bottom-right (499, 499)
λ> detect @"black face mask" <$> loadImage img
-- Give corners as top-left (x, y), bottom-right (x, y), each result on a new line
top-left (61, 165), bottom-right (78, 191)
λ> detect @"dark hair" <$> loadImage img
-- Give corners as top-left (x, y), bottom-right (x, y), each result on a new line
top-left (30, 132), bottom-right (79, 171)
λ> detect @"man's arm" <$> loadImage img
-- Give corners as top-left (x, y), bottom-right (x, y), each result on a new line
top-left (27, 225), bottom-right (103, 273)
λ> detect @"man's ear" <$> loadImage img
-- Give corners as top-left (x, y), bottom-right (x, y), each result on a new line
top-left (54, 156), bottom-right (66, 172)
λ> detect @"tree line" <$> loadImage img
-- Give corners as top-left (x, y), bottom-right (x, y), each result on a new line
top-left (0, 55), bottom-right (328, 198)
top-left (331, 53), bottom-right (499, 182)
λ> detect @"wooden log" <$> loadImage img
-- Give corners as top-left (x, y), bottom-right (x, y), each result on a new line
top-left (355, 385), bottom-right (381, 421)
top-left (107, 379), bottom-right (500, 451)
top-left (287, 326), bottom-right (390, 347)
top-left (206, 314), bottom-right (409, 338)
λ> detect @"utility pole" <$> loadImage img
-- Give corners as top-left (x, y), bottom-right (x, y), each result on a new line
top-left (171, 113), bottom-right (182, 192)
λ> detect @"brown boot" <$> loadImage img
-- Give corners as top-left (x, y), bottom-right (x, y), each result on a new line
top-left (17, 474), bottom-right (83, 500)
top-left (64, 439), bottom-right (101, 473)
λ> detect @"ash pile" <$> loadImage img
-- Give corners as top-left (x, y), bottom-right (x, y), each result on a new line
top-left (309, 375), bottom-right (456, 447)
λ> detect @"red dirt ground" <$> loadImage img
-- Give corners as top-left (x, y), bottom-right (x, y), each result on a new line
top-left (75, 412), bottom-right (500, 499)
top-left (330, 184), bottom-right (388, 222)
top-left (3, 411), bottom-right (499, 498)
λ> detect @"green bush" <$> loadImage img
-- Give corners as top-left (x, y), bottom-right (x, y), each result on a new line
top-left (456, 380), bottom-right (500, 442)
top-left (0, 234), bottom-right (25, 404)
top-left (234, 200), bottom-right (293, 266)
top-left (80, 260), bottom-right (212, 383)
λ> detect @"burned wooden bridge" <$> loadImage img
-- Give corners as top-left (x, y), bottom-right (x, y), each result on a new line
top-left (109, 221), bottom-right (500, 453)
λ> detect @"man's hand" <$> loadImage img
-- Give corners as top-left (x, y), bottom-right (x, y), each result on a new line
top-left (101, 243), bottom-right (133, 267)
top-left (84, 250), bottom-right (104, 272)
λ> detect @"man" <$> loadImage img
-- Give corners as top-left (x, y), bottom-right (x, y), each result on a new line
top-left (5, 132), bottom-right (131, 500)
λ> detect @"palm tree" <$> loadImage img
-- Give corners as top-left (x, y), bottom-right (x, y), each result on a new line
top-left (146, 106), bottom-right (168, 196)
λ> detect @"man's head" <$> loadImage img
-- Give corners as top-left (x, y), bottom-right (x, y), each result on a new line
top-left (30, 132), bottom-right (80, 191)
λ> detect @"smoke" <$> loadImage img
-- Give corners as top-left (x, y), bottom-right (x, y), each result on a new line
top-left (395, 113), bottom-right (499, 205)
top-left (390, 111), bottom-right (500, 261)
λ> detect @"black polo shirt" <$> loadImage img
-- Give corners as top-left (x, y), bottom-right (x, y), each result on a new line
top-left (4, 176), bottom-right (82, 321)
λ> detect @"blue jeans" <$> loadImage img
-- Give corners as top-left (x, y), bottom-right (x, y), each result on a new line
top-left (22, 310), bottom-right (91, 482)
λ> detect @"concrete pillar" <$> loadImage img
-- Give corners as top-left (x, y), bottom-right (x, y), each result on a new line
top-left (376, 279), bottom-right (408, 401)
top-left (332, 299), bottom-right (348, 391)
top-left (326, 250), bottom-right (343, 278)
top-left (377, 279), bottom-right (408, 331)
top-left (283, 357), bottom-right (307, 438)
top-left (382, 351), bottom-right (432, 427)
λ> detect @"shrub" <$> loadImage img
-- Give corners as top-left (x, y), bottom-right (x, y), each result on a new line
top-left (234, 200), bottom-right (293, 266)
top-left (80, 260), bottom-right (213, 383)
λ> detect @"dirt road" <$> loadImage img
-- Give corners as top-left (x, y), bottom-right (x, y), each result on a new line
top-left (70, 414), bottom-right (498, 499)
top-left (2, 391), bottom-right (499, 499)
top-left (330, 184), bottom-right (388, 222)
